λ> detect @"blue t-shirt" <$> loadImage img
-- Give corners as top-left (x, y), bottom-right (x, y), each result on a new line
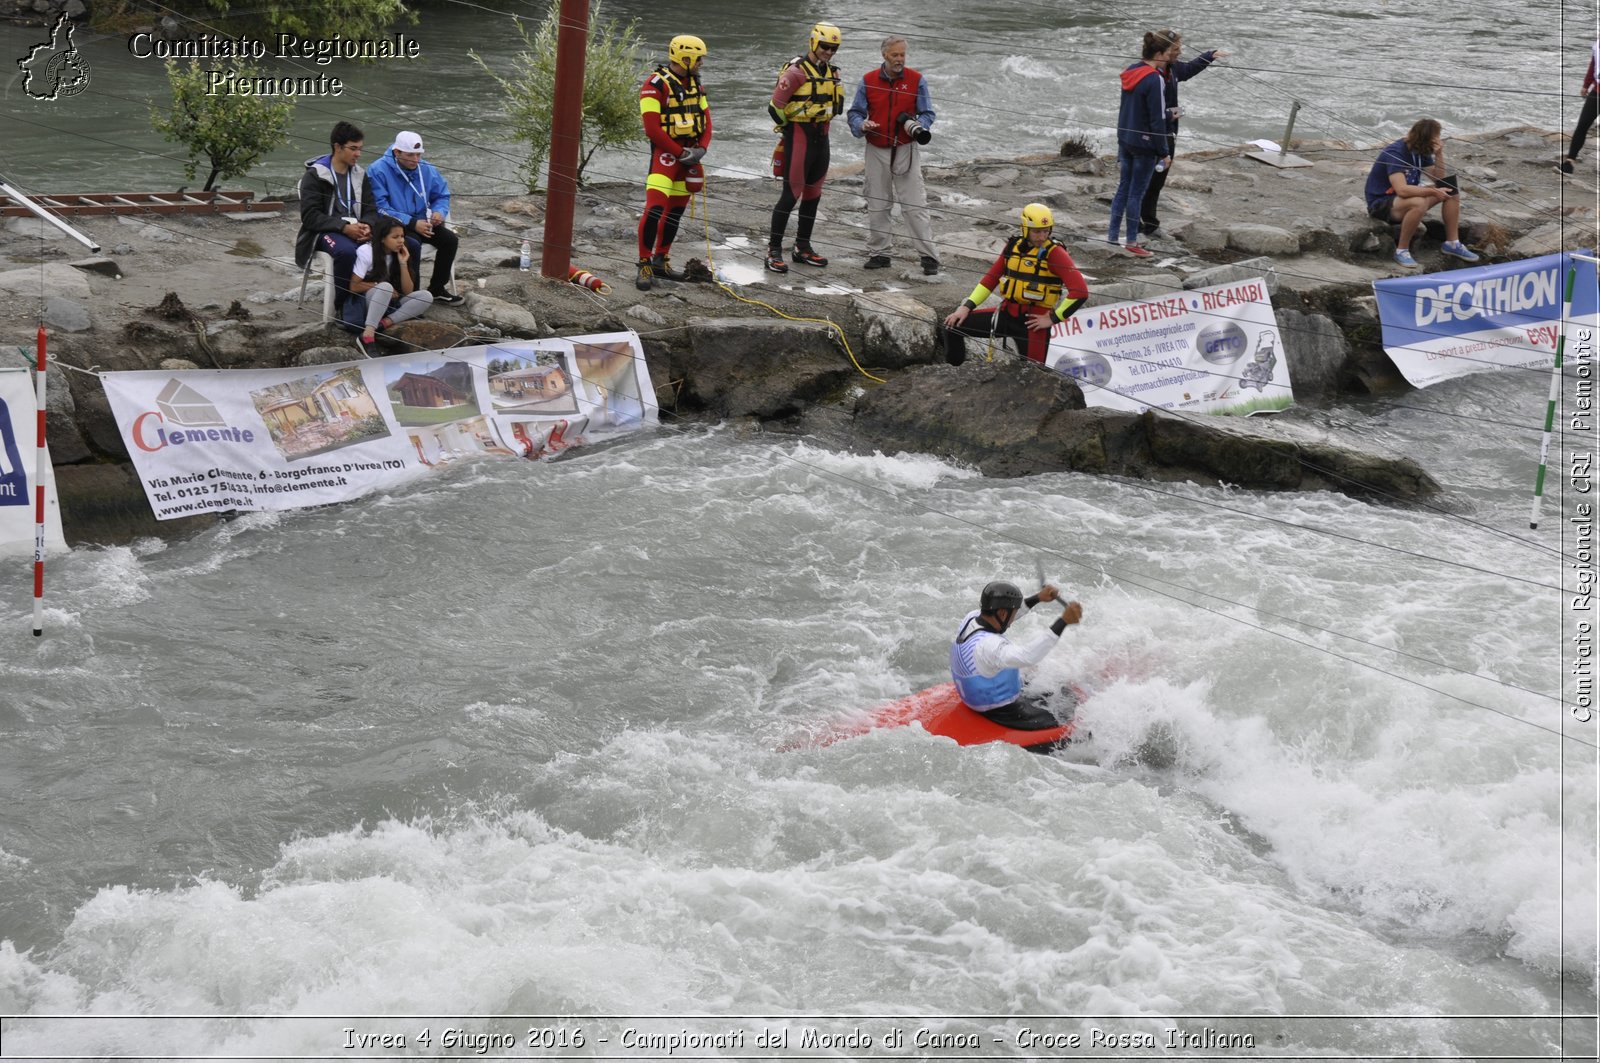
top-left (1364, 138), bottom-right (1432, 211)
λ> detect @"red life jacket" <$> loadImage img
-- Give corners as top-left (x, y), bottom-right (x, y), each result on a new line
top-left (861, 65), bottom-right (924, 149)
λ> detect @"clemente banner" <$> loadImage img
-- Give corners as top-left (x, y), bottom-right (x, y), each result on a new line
top-left (101, 332), bottom-right (657, 521)
top-left (1372, 250), bottom-right (1600, 388)
top-left (1044, 276), bottom-right (1293, 415)
top-left (0, 368), bottom-right (65, 557)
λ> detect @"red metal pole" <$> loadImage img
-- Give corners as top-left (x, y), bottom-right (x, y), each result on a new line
top-left (540, 0), bottom-right (590, 279)
top-left (33, 326), bottom-right (45, 636)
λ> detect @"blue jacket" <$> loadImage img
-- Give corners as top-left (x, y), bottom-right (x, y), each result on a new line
top-left (367, 151), bottom-right (452, 228)
top-left (1116, 62), bottom-right (1168, 155)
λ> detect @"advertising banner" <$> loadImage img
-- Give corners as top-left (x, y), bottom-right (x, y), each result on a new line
top-left (1372, 250), bottom-right (1600, 388)
top-left (101, 332), bottom-right (657, 521)
top-left (0, 368), bottom-right (65, 557)
top-left (1045, 276), bottom-right (1292, 415)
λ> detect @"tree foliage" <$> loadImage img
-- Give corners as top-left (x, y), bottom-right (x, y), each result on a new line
top-left (95, 1), bottom-right (412, 40)
top-left (149, 60), bottom-right (294, 190)
top-left (203, 0), bottom-right (412, 41)
top-left (473, 3), bottom-right (647, 192)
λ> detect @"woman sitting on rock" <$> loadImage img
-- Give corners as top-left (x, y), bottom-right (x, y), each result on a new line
top-left (344, 215), bottom-right (433, 353)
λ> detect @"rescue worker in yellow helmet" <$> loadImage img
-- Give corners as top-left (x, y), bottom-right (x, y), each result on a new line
top-left (940, 204), bottom-right (1089, 366)
top-left (636, 34), bottom-right (711, 291)
top-left (764, 22), bottom-right (845, 274)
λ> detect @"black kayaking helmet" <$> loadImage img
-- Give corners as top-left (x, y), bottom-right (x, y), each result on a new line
top-left (980, 580), bottom-right (1025, 615)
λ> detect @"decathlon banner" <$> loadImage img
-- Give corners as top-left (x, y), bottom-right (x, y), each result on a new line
top-left (0, 368), bottom-right (65, 556)
top-left (1044, 276), bottom-right (1293, 415)
top-left (101, 332), bottom-right (657, 521)
top-left (1372, 250), bottom-right (1600, 388)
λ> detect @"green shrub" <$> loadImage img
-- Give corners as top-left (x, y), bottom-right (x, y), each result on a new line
top-left (149, 60), bottom-right (294, 190)
top-left (473, 2), bottom-right (647, 191)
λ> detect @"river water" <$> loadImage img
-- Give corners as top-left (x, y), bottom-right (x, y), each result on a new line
top-left (1, 1), bottom-right (1598, 1060)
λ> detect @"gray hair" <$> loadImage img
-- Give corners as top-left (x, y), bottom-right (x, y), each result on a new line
top-left (881, 35), bottom-right (907, 54)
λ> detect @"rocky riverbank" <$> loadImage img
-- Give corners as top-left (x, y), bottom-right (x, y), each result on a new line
top-left (1, 125), bottom-right (1589, 543)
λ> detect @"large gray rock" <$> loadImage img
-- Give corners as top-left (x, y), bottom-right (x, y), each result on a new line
top-left (43, 297), bottom-right (90, 332)
top-left (1275, 307), bottom-right (1349, 403)
top-left (851, 361), bottom-right (1094, 478)
top-left (1510, 221), bottom-right (1567, 258)
top-left (270, 320), bottom-right (344, 359)
top-left (69, 256), bottom-right (122, 279)
top-left (466, 292), bottom-right (540, 336)
top-left (0, 350), bottom-right (91, 464)
top-left (848, 361), bottom-right (1437, 498)
top-left (54, 463), bottom-right (217, 546)
top-left (296, 345), bottom-right (361, 366)
top-left (0, 263), bottom-right (92, 301)
top-left (1182, 257), bottom-right (1281, 295)
top-left (674, 317), bottom-right (856, 419)
top-left (3, 217), bottom-right (70, 241)
top-left (1226, 223), bottom-right (1300, 256)
top-left (200, 319), bottom-right (253, 368)
top-left (850, 291), bottom-right (938, 369)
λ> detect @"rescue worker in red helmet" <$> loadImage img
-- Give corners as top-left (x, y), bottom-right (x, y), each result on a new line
top-left (765, 22), bottom-right (845, 274)
top-left (940, 204), bottom-right (1089, 366)
top-left (637, 34), bottom-right (711, 291)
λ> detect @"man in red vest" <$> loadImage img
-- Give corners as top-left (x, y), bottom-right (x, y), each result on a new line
top-left (846, 35), bottom-right (939, 274)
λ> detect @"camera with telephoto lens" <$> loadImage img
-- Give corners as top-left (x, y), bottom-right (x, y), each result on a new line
top-left (897, 112), bottom-right (932, 145)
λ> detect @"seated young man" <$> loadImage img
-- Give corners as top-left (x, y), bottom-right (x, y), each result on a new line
top-left (1364, 117), bottom-right (1480, 269)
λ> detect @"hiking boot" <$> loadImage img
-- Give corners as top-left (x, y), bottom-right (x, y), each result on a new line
top-left (864, 255), bottom-right (892, 269)
top-left (635, 259), bottom-right (653, 291)
top-left (920, 256), bottom-right (940, 275)
top-left (764, 251), bottom-right (789, 274)
top-left (650, 254), bottom-right (686, 281)
top-left (791, 246), bottom-right (828, 267)
top-left (1440, 240), bottom-right (1480, 263)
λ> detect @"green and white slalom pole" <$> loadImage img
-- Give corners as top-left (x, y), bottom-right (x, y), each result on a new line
top-left (1531, 258), bottom-right (1583, 529)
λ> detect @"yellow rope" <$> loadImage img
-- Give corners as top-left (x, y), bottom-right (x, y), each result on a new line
top-left (690, 176), bottom-right (887, 385)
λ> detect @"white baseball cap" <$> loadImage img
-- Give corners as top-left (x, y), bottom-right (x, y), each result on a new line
top-left (391, 131), bottom-right (425, 153)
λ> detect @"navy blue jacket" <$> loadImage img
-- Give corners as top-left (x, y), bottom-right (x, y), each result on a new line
top-left (1117, 63), bottom-right (1168, 155)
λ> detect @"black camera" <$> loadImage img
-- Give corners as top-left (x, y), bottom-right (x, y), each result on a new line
top-left (897, 112), bottom-right (932, 146)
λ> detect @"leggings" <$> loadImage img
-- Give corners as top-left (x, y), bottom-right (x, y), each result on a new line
top-left (769, 122), bottom-right (830, 251)
top-left (638, 196), bottom-right (687, 259)
top-left (941, 304), bottom-right (1052, 365)
top-left (342, 283), bottom-right (433, 332)
top-left (1571, 91), bottom-right (1599, 160)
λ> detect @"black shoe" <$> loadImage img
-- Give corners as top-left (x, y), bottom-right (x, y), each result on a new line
top-left (431, 290), bottom-right (465, 306)
top-left (635, 259), bottom-right (653, 291)
top-left (920, 256), bottom-right (940, 275)
top-left (1139, 219), bottom-right (1161, 236)
top-left (791, 246), bottom-right (828, 267)
top-left (650, 254), bottom-right (685, 281)
top-left (1559, 158), bottom-right (1576, 175)
top-left (864, 255), bottom-right (892, 270)
top-left (764, 251), bottom-right (789, 274)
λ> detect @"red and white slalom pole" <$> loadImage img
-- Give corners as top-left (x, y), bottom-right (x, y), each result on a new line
top-left (33, 326), bottom-right (45, 636)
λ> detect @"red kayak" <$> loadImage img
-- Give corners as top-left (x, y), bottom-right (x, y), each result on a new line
top-left (793, 682), bottom-right (1082, 753)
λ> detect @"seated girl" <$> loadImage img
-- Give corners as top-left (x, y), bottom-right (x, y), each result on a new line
top-left (343, 215), bottom-right (433, 353)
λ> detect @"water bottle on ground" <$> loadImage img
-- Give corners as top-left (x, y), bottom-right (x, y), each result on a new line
top-left (519, 238), bottom-right (531, 272)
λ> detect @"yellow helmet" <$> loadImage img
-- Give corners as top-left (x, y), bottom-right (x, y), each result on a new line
top-left (809, 22), bottom-right (842, 53)
top-left (1020, 203), bottom-right (1054, 232)
top-left (668, 34), bottom-right (707, 71)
